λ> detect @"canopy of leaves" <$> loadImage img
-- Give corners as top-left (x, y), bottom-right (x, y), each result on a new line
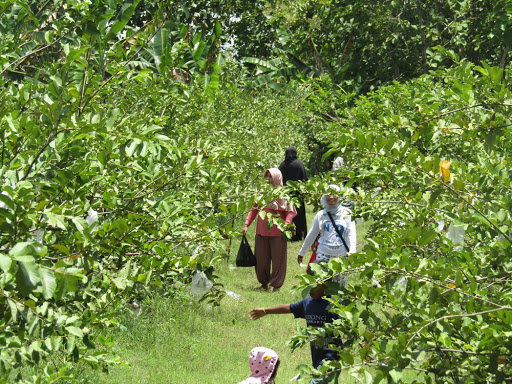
top-left (1, 0), bottom-right (511, 382)
top-left (0, 1), bottom-right (310, 381)
top-left (292, 56), bottom-right (512, 382)
top-left (251, 0), bottom-right (512, 89)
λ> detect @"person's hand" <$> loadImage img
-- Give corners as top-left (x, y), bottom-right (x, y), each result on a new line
top-left (241, 225), bottom-right (248, 235)
top-left (297, 255), bottom-right (303, 265)
top-left (286, 223), bottom-right (296, 233)
top-left (282, 224), bottom-right (295, 241)
top-left (249, 308), bottom-right (266, 320)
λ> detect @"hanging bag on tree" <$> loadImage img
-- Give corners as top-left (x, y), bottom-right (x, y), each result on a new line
top-left (236, 235), bottom-right (257, 267)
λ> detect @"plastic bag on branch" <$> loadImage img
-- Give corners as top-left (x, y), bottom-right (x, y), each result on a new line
top-left (190, 271), bottom-right (213, 296)
top-left (447, 223), bottom-right (465, 251)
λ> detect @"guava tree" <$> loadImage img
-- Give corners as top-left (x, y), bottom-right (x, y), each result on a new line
top-left (247, 0), bottom-right (512, 89)
top-left (0, 1), bottom-right (310, 382)
top-left (292, 57), bottom-right (512, 382)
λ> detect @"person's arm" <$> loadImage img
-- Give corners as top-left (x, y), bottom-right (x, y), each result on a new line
top-left (242, 203), bottom-right (259, 235)
top-left (284, 208), bottom-right (296, 225)
top-left (249, 304), bottom-right (291, 320)
top-left (297, 212), bottom-right (321, 264)
top-left (283, 208), bottom-right (297, 238)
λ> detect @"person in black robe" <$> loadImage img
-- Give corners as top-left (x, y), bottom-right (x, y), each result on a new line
top-left (279, 146), bottom-right (308, 241)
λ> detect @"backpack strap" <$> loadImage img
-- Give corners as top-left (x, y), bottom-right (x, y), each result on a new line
top-left (326, 211), bottom-right (350, 253)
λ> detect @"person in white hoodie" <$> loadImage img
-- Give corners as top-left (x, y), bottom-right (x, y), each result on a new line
top-left (297, 185), bottom-right (356, 286)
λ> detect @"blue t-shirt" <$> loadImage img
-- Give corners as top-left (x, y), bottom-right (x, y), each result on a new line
top-left (289, 296), bottom-right (342, 368)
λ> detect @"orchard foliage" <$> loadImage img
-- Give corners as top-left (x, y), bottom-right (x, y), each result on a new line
top-left (1, 0), bottom-right (512, 382)
top-left (249, 0), bottom-right (512, 90)
top-left (0, 1), bottom-right (309, 382)
top-left (133, 0), bottom-right (276, 60)
top-left (292, 57), bottom-right (512, 382)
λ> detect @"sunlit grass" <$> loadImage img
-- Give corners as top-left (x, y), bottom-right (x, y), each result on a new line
top-left (77, 205), bottom-right (371, 383)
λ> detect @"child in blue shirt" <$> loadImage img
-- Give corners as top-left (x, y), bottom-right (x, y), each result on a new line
top-left (248, 279), bottom-right (343, 383)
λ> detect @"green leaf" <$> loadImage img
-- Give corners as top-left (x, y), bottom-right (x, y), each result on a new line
top-left (64, 274), bottom-right (80, 292)
top-left (242, 57), bottom-right (279, 71)
top-left (65, 326), bottom-right (84, 338)
top-left (8, 299), bottom-right (18, 322)
top-left (389, 369), bottom-right (402, 383)
top-left (0, 206), bottom-right (15, 222)
top-left (106, 0), bottom-right (141, 38)
top-left (16, 258), bottom-right (40, 295)
top-left (418, 230), bottom-right (436, 246)
top-left (44, 30), bottom-right (53, 43)
top-left (339, 348), bottom-right (354, 364)
top-left (153, 28), bottom-right (170, 72)
top-left (496, 209), bottom-right (506, 222)
top-left (44, 94), bottom-right (54, 105)
top-left (72, 217), bottom-right (89, 235)
top-left (10, 242), bottom-right (37, 257)
top-left (0, 193), bottom-right (15, 210)
top-left (45, 212), bottom-right (67, 230)
top-left (52, 244), bottom-right (71, 255)
top-left (0, 253), bottom-right (12, 273)
top-left (193, 40), bottom-right (206, 62)
top-left (39, 268), bottom-right (57, 300)
top-left (113, 276), bottom-right (127, 290)
top-left (125, 140), bottom-right (139, 157)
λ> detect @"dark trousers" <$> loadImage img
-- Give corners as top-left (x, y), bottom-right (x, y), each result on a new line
top-left (292, 201), bottom-right (307, 241)
top-left (254, 234), bottom-right (287, 289)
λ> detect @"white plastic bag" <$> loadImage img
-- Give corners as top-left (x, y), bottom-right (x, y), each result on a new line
top-left (190, 271), bottom-right (213, 296)
top-left (447, 223), bottom-right (465, 251)
top-left (393, 275), bottom-right (407, 291)
top-left (225, 290), bottom-right (242, 300)
top-left (86, 208), bottom-right (99, 233)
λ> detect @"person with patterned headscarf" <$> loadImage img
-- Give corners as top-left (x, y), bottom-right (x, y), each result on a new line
top-left (238, 347), bottom-right (280, 384)
top-left (242, 168), bottom-right (296, 291)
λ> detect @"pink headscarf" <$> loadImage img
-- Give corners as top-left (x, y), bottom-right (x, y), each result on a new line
top-left (264, 168), bottom-right (283, 187)
top-left (264, 168), bottom-right (296, 213)
top-left (238, 347), bottom-right (279, 384)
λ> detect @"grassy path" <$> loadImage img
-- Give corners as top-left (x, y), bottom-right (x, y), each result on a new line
top-left (86, 242), bottom-right (311, 383)
top-left (83, 208), bottom-right (366, 383)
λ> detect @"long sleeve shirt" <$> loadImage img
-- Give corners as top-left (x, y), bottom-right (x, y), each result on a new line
top-left (244, 204), bottom-right (296, 237)
top-left (299, 208), bottom-right (356, 257)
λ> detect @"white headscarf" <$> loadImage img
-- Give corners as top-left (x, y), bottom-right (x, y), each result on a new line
top-left (320, 184), bottom-right (342, 213)
top-left (332, 157), bottom-right (344, 172)
top-left (320, 184), bottom-right (352, 221)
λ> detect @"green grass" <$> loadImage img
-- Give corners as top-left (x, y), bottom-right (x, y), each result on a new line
top-left (83, 246), bottom-right (312, 383)
top-left (76, 206), bottom-right (371, 383)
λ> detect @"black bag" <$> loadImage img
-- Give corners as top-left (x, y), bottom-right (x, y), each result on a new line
top-left (236, 235), bottom-right (257, 267)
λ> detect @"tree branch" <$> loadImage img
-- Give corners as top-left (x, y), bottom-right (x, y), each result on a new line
top-left (405, 307), bottom-right (512, 350)
top-left (21, 127), bottom-right (72, 181)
